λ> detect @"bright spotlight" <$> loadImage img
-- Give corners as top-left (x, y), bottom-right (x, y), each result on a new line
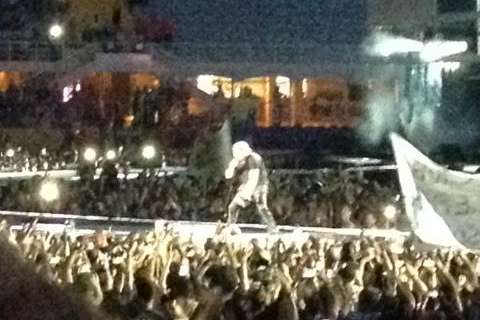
top-left (370, 34), bottom-right (423, 57)
top-left (106, 150), bottom-right (116, 160)
top-left (83, 148), bottom-right (97, 162)
top-left (383, 205), bottom-right (397, 220)
top-left (368, 32), bottom-right (468, 61)
top-left (49, 23), bottom-right (64, 39)
top-left (142, 145), bottom-right (156, 160)
top-left (6, 149), bottom-right (14, 158)
top-left (39, 181), bottom-right (59, 202)
top-left (420, 40), bottom-right (468, 62)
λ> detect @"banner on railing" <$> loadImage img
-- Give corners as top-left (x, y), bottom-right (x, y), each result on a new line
top-left (391, 133), bottom-right (480, 249)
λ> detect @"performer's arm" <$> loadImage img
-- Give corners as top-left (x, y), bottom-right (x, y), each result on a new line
top-left (225, 159), bottom-right (239, 179)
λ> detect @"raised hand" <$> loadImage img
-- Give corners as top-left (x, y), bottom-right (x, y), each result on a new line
top-left (238, 245), bottom-right (253, 264)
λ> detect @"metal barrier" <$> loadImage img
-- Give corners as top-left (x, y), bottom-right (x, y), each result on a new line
top-left (0, 40), bottom-right (362, 69)
top-left (151, 42), bottom-right (360, 64)
top-left (0, 41), bottom-right (63, 61)
top-left (0, 165), bottom-right (397, 183)
top-left (271, 165), bottom-right (397, 175)
top-left (0, 167), bottom-right (188, 182)
top-left (0, 40), bottom-right (429, 67)
top-left (0, 41), bottom-right (95, 63)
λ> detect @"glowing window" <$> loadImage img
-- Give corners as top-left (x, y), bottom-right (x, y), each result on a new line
top-left (302, 79), bottom-right (308, 96)
top-left (63, 85), bottom-right (74, 103)
top-left (196, 75), bottom-right (218, 95)
top-left (275, 76), bottom-right (290, 97)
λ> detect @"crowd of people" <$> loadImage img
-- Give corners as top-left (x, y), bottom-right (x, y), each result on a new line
top-left (0, 75), bottom-right (222, 152)
top-left (0, 169), bottom-right (402, 230)
top-left (0, 134), bottom-right (79, 172)
top-left (0, 217), bottom-right (478, 320)
top-left (0, 77), bottom-right (121, 130)
top-left (0, 75), bottom-right (197, 170)
top-left (1, 2), bottom-right (477, 319)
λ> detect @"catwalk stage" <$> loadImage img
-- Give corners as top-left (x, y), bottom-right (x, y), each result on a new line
top-left (0, 210), bottom-right (409, 248)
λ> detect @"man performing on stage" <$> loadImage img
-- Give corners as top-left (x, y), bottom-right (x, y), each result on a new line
top-left (224, 141), bottom-right (277, 233)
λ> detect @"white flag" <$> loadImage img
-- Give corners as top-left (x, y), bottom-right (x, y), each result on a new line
top-left (391, 133), bottom-right (480, 249)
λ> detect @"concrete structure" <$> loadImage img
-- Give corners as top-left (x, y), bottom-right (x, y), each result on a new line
top-left (368, 0), bottom-right (479, 52)
top-left (0, 40), bottom-right (374, 129)
top-left (366, 0), bottom-right (480, 151)
top-left (367, 0), bottom-right (437, 36)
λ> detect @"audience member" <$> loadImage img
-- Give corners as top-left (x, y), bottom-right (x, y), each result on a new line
top-left (0, 218), bottom-right (477, 320)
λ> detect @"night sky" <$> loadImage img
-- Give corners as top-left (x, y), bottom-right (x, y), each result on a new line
top-left (147, 0), bottom-right (367, 44)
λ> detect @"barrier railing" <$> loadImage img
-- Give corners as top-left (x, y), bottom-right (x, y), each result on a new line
top-left (0, 165), bottom-right (397, 182)
top-left (151, 42), bottom-right (360, 64)
top-left (0, 166), bottom-right (188, 182)
top-left (0, 41), bottom-right (95, 63)
top-left (0, 41), bottom-right (366, 66)
top-left (0, 41), bottom-right (63, 61)
top-left (0, 40), bottom-right (441, 66)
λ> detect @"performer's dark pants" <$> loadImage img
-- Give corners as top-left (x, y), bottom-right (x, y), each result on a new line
top-left (227, 186), bottom-right (276, 230)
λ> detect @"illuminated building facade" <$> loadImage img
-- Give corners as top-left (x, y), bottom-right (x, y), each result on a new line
top-left (0, 0), bottom-right (474, 153)
top-left (366, 0), bottom-right (480, 150)
top-left (194, 75), bottom-right (363, 128)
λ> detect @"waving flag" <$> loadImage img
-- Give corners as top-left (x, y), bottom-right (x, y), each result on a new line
top-left (391, 133), bottom-right (480, 249)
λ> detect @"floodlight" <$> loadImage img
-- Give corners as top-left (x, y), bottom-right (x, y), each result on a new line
top-left (49, 24), bottom-right (64, 39)
top-left (39, 181), bottom-right (59, 202)
top-left (83, 147), bottom-right (97, 162)
top-left (371, 36), bottom-right (423, 57)
top-left (369, 32), bottom-right (468, 61)
top-left (383, 205), bottom-right (397, 220)
top-left (106, 150), bottom-right (116, 160)
top-left (142, 145), bottom-right (156, 160)
top-left (420, 40), bottom-right (468, 62)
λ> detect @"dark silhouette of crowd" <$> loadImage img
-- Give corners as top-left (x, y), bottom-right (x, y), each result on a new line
top-left (0, 76), bottom-right (206, 155)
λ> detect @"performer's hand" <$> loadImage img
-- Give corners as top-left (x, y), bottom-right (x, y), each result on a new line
top-left (225, 159), bottom-right (239, 179)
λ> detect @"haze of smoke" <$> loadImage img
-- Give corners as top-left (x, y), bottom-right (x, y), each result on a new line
top-left (357, 83), bottom-right (400, 147)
